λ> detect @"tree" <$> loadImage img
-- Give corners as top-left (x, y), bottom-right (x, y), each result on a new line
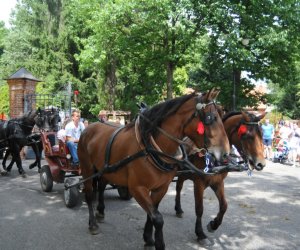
top-left (188, 0), bottom-right (300, 112)
top-left (1, 0), bottom-right (299, 119)
top-left (0, 21), bottom-right (9, 115)
top-left (71, 0), bottom-right (205, 114)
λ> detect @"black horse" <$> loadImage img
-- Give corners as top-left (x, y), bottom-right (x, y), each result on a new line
top-left (0, 108), bottom-right (60, 177)
top-left (26, 108), bottom-right (61, 170)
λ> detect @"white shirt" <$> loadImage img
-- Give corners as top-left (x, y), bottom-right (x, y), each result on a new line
top-left (279, 126), bottom-right (292, 140)
top-left (65, 121), bottom-right (85, 140)
top-left (57, 129), bottom-right (66, 142)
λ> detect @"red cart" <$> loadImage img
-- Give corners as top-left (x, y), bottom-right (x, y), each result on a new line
top-left (40, 131), bottom-right (131, 208)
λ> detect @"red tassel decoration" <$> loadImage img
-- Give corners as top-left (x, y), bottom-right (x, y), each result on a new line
top-left (197, 121), bottom-right (205, 135)
top-left (238, 124), bottom-right (248, 138)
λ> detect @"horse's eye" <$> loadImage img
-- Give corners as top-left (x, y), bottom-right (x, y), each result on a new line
top-left (204, 113), bottom-right (215, 125)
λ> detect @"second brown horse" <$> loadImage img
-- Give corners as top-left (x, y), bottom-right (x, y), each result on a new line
top-left (174, 111), bottom-right (266, 245)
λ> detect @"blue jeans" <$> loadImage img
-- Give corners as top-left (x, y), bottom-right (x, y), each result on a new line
top-left (263, 138), bottom-right (272, 146)
top-left (66, 141), bottom-right (78, 164)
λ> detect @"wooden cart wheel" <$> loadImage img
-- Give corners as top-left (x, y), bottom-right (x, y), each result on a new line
top-left (40, 165), bottom-right (53, 192)
top-left (64, 178), bottom-right (79, 208)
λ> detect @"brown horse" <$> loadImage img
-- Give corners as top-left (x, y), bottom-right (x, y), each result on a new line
top-left (174, 111), bottom-right (266, 245)
top-left (77, 88), bottom-right (231, 250)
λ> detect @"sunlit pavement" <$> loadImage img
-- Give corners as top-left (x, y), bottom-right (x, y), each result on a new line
top-left (0, 159), bottom-right (299, 250)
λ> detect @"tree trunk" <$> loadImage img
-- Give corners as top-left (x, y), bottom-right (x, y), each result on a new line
top-left (105, 55), bottom-right (117, 110)
top-left (232, 69), bottom-right (241, 111)
top-left (166, 61), bottom-right (174, 100)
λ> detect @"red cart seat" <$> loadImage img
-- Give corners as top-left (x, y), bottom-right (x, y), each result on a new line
top-left (41, 132), bottom-right (69, 157)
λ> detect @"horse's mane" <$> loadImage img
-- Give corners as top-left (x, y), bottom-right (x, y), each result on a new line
top-left (223, 111), bottom-right (261, 123)
top-left (138, 93), bottom-right (196, 138)
top-left (20, 110), bottom-right (37, 125)
top-left (223, 111), bottom-right (262, 137)
top-left (16, 111), bottom-right (37, 133)
top-left (222, 111), bottom-right (242, 122)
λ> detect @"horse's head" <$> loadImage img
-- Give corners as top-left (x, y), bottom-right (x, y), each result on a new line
top-left (224, 111), bottom-right (266, 171)
top-left (183, 88), bottom-right (230, 163)
top-left (46, 108), bottom-right (61, 132)
top-left (34, 108), bottom-right (51, 131)
top-left (34, 108), bottom-right (61, 132)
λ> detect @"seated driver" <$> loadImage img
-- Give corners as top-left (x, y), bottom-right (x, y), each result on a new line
top-left (65, 109), bottom-right (85, 166)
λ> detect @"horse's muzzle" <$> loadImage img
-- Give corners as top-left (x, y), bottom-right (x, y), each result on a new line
top-left (249, 159), bottom-right (266, 171)
top-left (255, 162), bottom-right (265, 171)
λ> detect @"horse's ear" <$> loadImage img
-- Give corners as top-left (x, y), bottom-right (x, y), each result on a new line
top-left (211, 88), bottom-right (220, 100)
top-left (207, 87), bottom-right (220, 101)
top-left (206, 87), bottom-right (214, 101)
top-left (241, 111), bottom-right (251, 122)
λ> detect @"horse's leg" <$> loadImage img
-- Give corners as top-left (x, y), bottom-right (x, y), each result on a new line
top-left (193, 178), bottom-right (208, 243)
top-left (0, 149), bottom-right (9, 174)
top-left (37, 141), bottom-right (43, 170)
top-left (85, 178), bottom-right (99, 235)
top-left (95, 177), bottom-right (108, 222)
top-left (174, 175), bottom-right (185, 217)
top-left (92, 176), bottom-right (98, 200)
top-left (6, 158), bottom-right (15, 172)
top-left (10, 144), bottom-right (26, 177)
top-left (144, 213), bottom-right (155, 247)
top-left (29, 141), bottom-right (41, 170)
top-left (2, 148), bottom-right (13, 171)
top-left (2, 148), bottom-right (10, 170)
top-left (132, 184), bottom-right (169, 250)
top-left (4, 149), bottom-right (16, 173)
top-left (207, 181), bottom-right (227, 232)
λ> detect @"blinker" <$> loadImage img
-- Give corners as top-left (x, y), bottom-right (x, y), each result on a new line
top-left (204, 112), bottom-right (216, 125)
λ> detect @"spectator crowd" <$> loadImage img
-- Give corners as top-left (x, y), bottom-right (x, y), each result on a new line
top-left (261, 118), bottom-right (300, 167)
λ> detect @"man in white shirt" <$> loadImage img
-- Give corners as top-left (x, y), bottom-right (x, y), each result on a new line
top-left (279, 121), bottom-right (292, 140)
top-left (65, 110), bottom-right (85, 166)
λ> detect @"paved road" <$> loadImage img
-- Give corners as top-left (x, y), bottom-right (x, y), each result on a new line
top-left (0, 159), bottom-right (299, 250)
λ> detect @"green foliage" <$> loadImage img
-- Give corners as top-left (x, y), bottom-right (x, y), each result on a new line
top-left (0, 84), bottom-right (9, 114)
top-left (187, 0), bottom-right (300, 113)
top-left (0, 0), bottom-right (299, 119)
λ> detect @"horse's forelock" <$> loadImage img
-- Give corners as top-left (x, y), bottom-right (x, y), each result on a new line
top-left (241, 112), bottom-right (263, 137)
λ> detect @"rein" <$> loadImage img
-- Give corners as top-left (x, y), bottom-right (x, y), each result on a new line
top-left (65, 105), bottom-right (219, 190)
top-left (136, 109), bottom-right (220, 175)
top-left (139, 113), bottom-right (191, 148)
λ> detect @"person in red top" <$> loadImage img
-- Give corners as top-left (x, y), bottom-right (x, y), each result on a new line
top-left (0, 113), bottom-right (7, 121)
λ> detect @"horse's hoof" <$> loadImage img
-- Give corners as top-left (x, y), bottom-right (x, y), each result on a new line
top-left (89, 225), bottom-right (100, 235)
top-left (0, 171), bottom-right (8, 176)
top-left (144, 240), bottom-right (155, 247)
top-left (19, 170), bottom-right (27, 178)
top-left (95, 211), bottom-right (105, 223)
top-left (144, 243), bottom-right (155, 249)
top-left (176, 212), bottom-right (183, 218)
top-left (29, 165), bottom-right (35, 169)
top-left (197, 237), bottom-right (214, 246)
top-left (207, 221), bottom-right (215, 233)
